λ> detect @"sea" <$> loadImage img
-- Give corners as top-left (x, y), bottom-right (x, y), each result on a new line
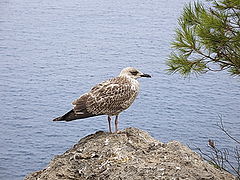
top-left (1, 0), bottom-right (239, 179)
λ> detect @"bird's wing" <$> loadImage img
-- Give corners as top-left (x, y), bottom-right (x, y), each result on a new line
top-left (85, 77), bottom-right (139, 115)
top-left (71, 79), bottom-right (115, 111)
top-left (71, 80), bottom-right (114, 114)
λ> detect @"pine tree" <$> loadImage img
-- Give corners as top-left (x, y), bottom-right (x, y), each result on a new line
top-left (167, 0), bottom-right (240, 76)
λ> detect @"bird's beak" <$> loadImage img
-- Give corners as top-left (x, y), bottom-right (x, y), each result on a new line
top-left (140, 73), bottom-right (151, 78)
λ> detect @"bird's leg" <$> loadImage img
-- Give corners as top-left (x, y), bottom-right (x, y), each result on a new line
top-left (108, 116), bottom-right (112, 133)
top-left (114, 115), bottom-right (119, 133)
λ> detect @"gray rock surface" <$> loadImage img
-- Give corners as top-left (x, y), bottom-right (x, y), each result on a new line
top-left (25, 128), bottom-right (235, 180)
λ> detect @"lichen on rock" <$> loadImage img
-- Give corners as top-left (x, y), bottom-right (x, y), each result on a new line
top-left (25, 127), bottom-right (235, 180)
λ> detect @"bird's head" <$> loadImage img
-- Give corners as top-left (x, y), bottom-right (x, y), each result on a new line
top-left (119, 67), bottom-right (151, 79)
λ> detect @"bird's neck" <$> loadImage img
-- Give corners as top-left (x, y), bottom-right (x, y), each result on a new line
top-left (121, 75), bottom-right (140, 88)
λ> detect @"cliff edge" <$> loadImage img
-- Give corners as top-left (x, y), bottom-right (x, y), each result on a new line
top-left (25, 127), bottom-right (235, 180)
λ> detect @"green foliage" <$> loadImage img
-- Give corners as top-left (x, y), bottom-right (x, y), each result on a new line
top-left (167, 0), bottom-right (240, 76)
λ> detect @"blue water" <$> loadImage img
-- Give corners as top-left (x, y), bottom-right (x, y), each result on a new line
top-left (1, 0), bottom-right (240, 179)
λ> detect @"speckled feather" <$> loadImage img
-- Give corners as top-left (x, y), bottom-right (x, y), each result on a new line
top-left (72, 76), bottom-right (139, 116)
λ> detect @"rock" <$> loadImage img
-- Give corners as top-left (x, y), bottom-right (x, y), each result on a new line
top-left (25, 127), bottom-right (235, 180)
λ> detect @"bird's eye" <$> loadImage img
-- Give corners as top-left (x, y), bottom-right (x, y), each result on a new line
top-left (130, 71), bottom-right (138, 75)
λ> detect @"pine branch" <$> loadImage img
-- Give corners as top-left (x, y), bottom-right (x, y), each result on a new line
top-left (167, 0), bottom-right (240, 76)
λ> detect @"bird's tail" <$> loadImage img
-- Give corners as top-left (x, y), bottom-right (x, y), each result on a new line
top-left (53, 109), bottom-right (97, 122)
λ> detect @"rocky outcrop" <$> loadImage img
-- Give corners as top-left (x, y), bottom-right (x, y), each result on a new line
top-left (25, 128), bottom-right (235, 180)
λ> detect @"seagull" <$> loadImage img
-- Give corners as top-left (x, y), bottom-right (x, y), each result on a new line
top-left (53, 67), bottom-right (151, 133)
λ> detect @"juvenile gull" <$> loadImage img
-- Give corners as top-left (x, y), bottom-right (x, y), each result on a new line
top-left (53, 67), bottom-right (151, 133)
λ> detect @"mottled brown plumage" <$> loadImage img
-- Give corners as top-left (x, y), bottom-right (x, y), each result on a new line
top-left (53, 67), bottom-right (151, 133)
